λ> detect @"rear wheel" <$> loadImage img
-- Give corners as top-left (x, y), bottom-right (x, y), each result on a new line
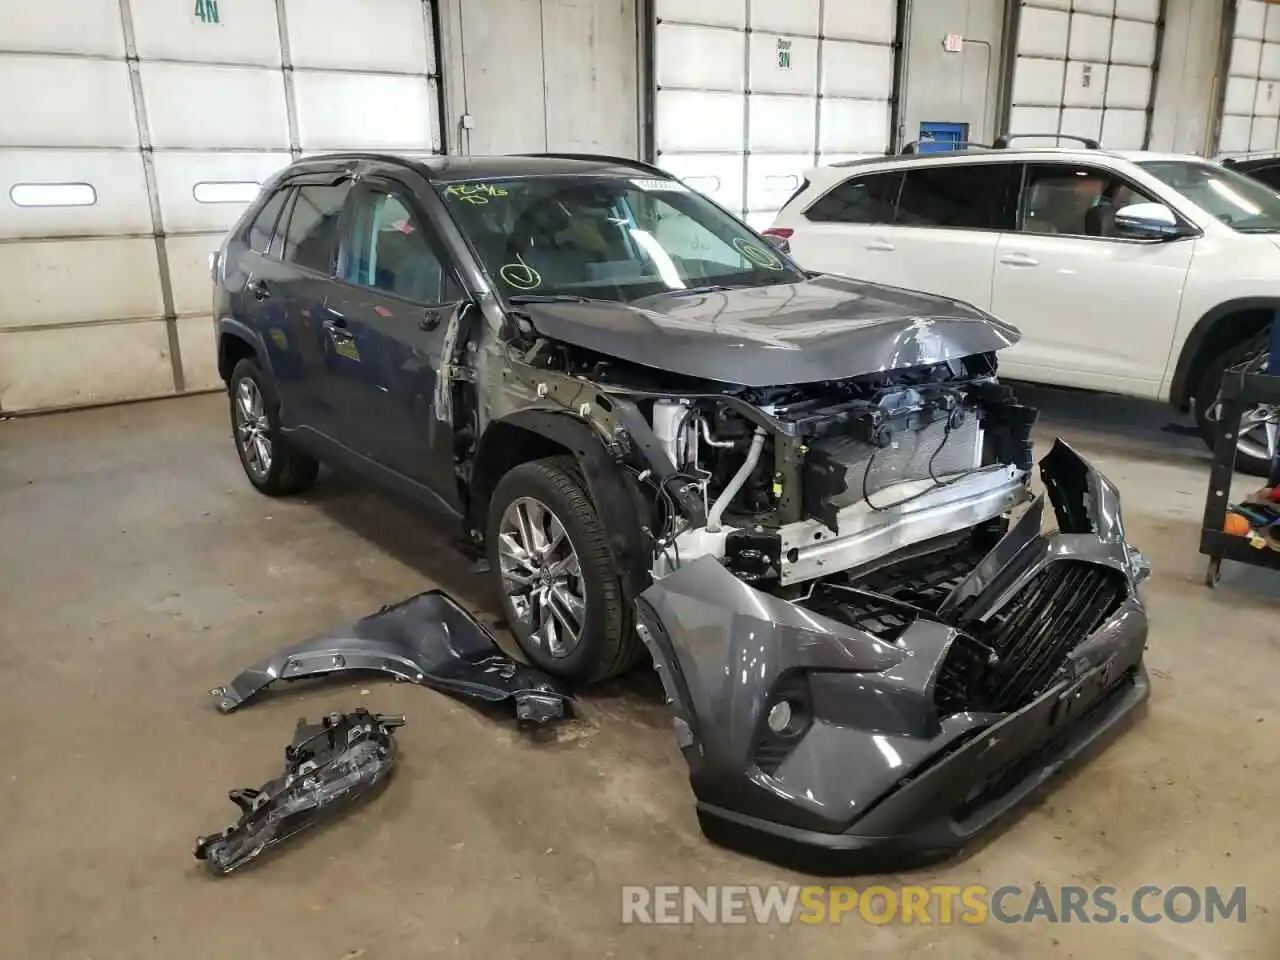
top-left (486, 456), bottom-right (642, 682)
top-left (228, 357), bottom-right (319, 496)
top-left (1194, 338), bottom-right (1276, 478)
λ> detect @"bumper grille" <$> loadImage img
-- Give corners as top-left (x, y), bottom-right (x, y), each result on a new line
top-left (936, 561), bottom-right (1127, 716)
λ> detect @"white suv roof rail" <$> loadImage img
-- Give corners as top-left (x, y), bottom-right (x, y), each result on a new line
top-left (992, 132), bottom-right (1101, 150)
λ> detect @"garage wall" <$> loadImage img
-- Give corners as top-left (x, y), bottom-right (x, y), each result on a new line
top-left (900, 0), bottom-right (1006, 147)
top-left (0, 0), bottom-right (441, 414)
top-left (651, 0), bottom-right (901, 229)
top-left (1149, 0), bottom-right (1226, 153)
top-left (443, 0), bottom-right (640, 157)
top-left (1008, 0), bottom-right (1163, 150)
top-left (1217, 0), bottom-right (1280, 155)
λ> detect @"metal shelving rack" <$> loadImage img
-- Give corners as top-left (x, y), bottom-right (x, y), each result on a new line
top-left (1200, 370), bottom-right (1280, 587)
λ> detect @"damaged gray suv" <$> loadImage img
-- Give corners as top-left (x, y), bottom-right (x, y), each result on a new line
top-left (212, 153), bottom-right (1151, 869)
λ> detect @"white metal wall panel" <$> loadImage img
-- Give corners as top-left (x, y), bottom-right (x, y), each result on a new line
top-left (0, 323), bottom-right (175, 411)
top-left (1218, 0), bottom-right (1280, 155)
top-left (141, 63), bottom-right (291, 150)
top-left (293, 71), bottom-right (436, 151)
top-left (654, 0), bottom-right (899, 225)
top-left (0, 58), bottom-right (138, 148)
top-left (0, 238), bottom-right (165, 329)
top-left (0, 151), bottom-right (152, 239)
top-left (0, 0), bottom-right (442, 412)
top-left (1009, 0), bottom-right (1162, 150)
top-left (0, 0), bottom-right (127, 56)
top-left (130, 0), bottom-right (282, 65)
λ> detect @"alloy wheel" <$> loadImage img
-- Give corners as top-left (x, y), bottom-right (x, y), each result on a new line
top-left (233, 376), bottom-right (272, 479)
top-left (497, 496), bottom-right (586, 658)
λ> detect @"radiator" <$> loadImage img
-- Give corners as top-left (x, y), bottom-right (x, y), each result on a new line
top-left (805, 413), bottom-right (984, 512)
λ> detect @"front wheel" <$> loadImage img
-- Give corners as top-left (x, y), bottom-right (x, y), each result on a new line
top-left (1194, 340), bottom-right (1276, 478)
top-left (486, 456), bottom-right (642, 683)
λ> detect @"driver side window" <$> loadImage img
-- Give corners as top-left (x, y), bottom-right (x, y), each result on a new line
top-left (344, 188), bottom-right (458, 303)
top-left (1020, 164), bottom-right (1159, 239)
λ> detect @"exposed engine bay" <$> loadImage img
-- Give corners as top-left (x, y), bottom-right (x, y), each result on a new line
top-left (503, 330), bottom-right (1038, 599)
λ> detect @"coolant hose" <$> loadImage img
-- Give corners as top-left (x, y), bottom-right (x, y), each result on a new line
top-left (706, 427), bottom-right (766, 533)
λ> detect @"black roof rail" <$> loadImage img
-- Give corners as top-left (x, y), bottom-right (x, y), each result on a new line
top-left (899, 140), bottom-right (992, 154)
top-left (992, 133), bottom-right (1101, 150)
top-left (515, 152), bottom-right (672, 177)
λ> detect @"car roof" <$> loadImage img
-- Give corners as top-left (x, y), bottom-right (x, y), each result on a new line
top-left (825, 147), bottom-right (1219, 170)
top-left (288, 152), bottom-right (665, 183)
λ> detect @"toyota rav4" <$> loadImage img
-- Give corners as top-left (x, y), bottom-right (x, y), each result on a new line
top-left (212, 153), bottom-right (1150, 869)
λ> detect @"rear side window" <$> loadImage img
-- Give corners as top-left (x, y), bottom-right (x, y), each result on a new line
top-left (1247, 163), bottom-right (1280, 191)
top-left (246, 189), bottom-right (288, 254)
top-left (897, 164), bottom-right (1021, 230)
top-left (282, 184), bottom-right (350, 275)
top-left (805, 172), bottom-right (902, 224)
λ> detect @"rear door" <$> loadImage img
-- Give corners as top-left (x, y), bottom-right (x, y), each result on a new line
top-left (270, 180), bottom-right (354, 439)
top-left (885, 162), bottom-right (1022, 311)
top-left (784, 169), bottom-right (905, 285)
top-left (991, 162), bottom-right (1195, 397)
top-left (324, 177), bottom-right (468, 506)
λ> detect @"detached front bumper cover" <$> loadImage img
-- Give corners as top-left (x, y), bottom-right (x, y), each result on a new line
top-left (635, 439), bottom-right (1150, 873)
top-left (195, 709), bottom-right (405, 875)
top-left (210, 590), bottom-right (573, 724)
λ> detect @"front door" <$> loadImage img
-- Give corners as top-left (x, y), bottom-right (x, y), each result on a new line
top-left (324, 180), bottom-right (468, 507)
top-left (991, 162), bottom-right (1195, 397)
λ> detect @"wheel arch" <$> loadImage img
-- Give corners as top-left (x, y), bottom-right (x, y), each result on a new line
top-left (216, 318), bottom-right (272, 384)
top-left (469, 410), bottom-right (651, 599)
top-left (1169, 299), bottom-right (1279, 409)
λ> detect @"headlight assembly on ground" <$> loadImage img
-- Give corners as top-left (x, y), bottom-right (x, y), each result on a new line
top-left (620, 884), bottom-right (1247, 926)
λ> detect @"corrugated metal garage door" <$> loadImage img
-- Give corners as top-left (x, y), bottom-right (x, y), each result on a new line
top-left (1218, 0), bottom-right (1280, 155)
top-left (0, 0), bottom-right (440, 413)
top-left (1008, 0), bottom-right (1162, 150)
top-left (652, 0), bottom-right (900, 229)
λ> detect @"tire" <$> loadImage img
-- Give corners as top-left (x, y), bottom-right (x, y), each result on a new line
top-left (1193, 338), bottom-right (1272, 478)
top-left (486, 455), bottom-right (642, 683)
top-left (228, 357), bottom-right (320, 496)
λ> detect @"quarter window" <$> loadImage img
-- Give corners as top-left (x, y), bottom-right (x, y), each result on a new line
top-left (804, 172), bottom-right (901, 224)
top-left (282, 183), bottom-right (349, 274)
top-left (344, 188), bottom-right (454, 303)
top-left (246, 189), bottom-right (289, 254)
top-left (897, 164), bottom-right (1020, 230)
top-left (1020, 164), bottom-right (1158, 238)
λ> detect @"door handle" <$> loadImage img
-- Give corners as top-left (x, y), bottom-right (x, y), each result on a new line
top-left (1000, 252), bottom-right (1039, 267)
top-left (247, 279), bottom-right (271, 300)
top-left (420, 308), bottom-right (442, 331)
top-left (864, 240), bottom-right (896, 252)
top-left (322, 317), bottom-right (353, 342)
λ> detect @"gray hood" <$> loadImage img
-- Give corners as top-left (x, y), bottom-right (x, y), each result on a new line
top-left (515, 274), bottom-right (1020, 386)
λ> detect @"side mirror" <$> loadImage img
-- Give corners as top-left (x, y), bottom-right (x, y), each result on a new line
top-left (1114, 202), bottom-right (1186, 240)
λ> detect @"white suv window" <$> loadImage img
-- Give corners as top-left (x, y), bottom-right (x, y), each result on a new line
top-left (804, 171), bottom-right (901, 224)
top-left (1020, 164), bottom-right (1159, 239)
top-left (1140, 160), bottom-right (1280, 233)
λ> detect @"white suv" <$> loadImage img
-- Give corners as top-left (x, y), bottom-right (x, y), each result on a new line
top-left (768, 146), bottom-right (1280, 473)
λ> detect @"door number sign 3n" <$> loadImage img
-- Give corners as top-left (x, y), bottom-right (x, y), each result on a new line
top-left (776, 38), bottom-right (792, 70)
top-left (195, 0), bottom-right (221, 25)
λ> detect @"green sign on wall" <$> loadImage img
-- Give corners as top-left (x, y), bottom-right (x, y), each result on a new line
top-left (195, 0), bottom-right (220, 24)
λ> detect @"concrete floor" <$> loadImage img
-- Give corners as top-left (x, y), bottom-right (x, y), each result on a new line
top-left (0, 387), bottom-right (1276, 959)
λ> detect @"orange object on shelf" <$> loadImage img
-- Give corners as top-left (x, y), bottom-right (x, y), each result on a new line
top-left (1224, 513), bottom-right (1252, 536)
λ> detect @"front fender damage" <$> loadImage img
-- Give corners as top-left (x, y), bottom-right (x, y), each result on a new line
top-left (635, 439), bottom-right (1150, 872)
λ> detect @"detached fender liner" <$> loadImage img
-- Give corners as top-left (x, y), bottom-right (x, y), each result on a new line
top-left (210, 590), bottom-right (572, 723)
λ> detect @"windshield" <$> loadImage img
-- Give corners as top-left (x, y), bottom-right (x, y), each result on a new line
top-left (437, 175), bottom-right (805, 302)
top-left (1138, 160), bottom-right (1280, 233)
